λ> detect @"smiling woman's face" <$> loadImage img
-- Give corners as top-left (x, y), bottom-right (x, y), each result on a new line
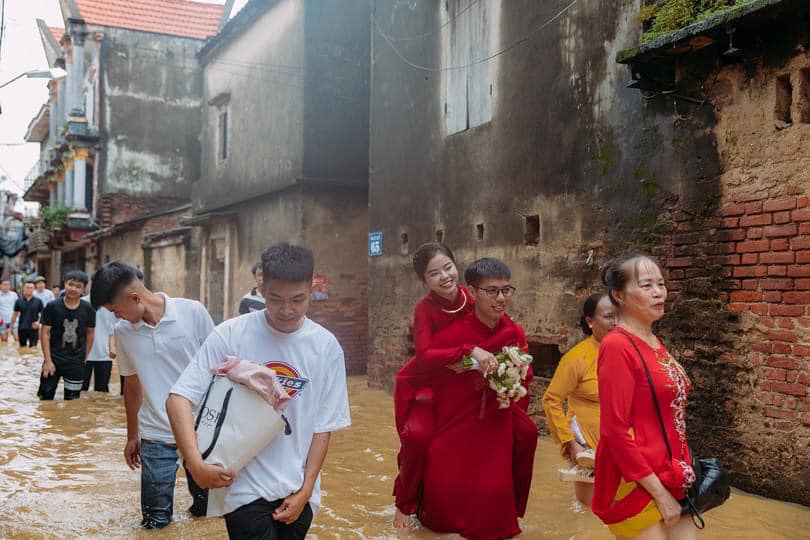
top-left (423, 253), bottom-right (459, 300)
top-left (613, 257), bottom-right (667, 326)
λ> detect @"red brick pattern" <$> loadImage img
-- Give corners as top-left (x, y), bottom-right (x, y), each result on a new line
top-left (307, 273), bottom-right (368, 375)
top-left (658, 193), bottom-right (810, 429)
top-left (99, 193), bottom-right (187, 228)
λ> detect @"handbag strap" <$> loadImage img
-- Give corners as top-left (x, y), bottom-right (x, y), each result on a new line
top-left (615, 328), bottom-right (673, 460)
top-left (194, 376), bottom-right (217, 430)
top-left (200, 387), bottom-right (233, 460)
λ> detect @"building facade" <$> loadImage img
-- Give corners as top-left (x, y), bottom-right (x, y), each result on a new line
top-left (190, 0), bottom-right (370, 374)
top-left (368, 0), bottom-right (809, 505)
top-left (23, 0), bottom-right (229, 296)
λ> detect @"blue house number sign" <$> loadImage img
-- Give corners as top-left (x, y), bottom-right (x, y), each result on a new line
top-left (368, 232), bottom-right (383, 257)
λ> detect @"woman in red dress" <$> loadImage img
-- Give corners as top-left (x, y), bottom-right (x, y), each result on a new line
top-left (593, 254), bottom-right (697, 540)
top-left (416, 257), bottom-right (537, 539)
top-left (393, 243), bottom-right (516, 527)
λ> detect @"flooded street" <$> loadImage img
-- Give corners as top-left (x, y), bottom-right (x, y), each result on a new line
top-left (1, 345), bottom-right (809, 539)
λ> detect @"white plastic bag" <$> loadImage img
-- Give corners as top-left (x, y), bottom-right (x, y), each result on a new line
top-left (195, 375), bottom-right (290, 472)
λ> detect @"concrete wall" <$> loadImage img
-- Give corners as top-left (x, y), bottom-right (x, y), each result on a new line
top-left (98, 27), bottom-right (203, 199)
top-left (301, 0), bottom-right (370, 183)
top-left (195, 0), bottom-right (306, 211)
top-left (100, 229), bottom-right (144, 272)
top-left (368, 0), bottom-right (684, 388)
top-left (368, 0), bottom-right (809, 505)
top-left (146, 236), bottom-right (188, 298)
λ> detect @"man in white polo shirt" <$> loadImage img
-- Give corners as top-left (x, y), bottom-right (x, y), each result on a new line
top-left (90, 262), bottom-right (215, 529)
top-left (167, 243), bottom-right (350, 540)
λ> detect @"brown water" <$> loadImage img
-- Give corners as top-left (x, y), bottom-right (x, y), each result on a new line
top-left (1, 345), bottom-right (808, 539)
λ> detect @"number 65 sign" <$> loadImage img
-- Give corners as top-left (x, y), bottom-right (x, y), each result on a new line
top-left (368, 232), bottom-right (383, 257)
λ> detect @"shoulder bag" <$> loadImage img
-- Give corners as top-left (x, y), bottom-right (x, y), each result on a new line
top-left (617, 329), bottom-right (731, 529)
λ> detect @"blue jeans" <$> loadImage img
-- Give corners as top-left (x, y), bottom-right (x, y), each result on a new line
top-left (140, 439), bottom-right (208, 528)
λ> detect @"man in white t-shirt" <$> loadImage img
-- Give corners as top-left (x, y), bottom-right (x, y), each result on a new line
top-left (90, 262), bottom-right (215, 529)
top-left (81, 304), bottom-right (117, 393)
top-left (0, 280), bottom-right (19, 342)
top-left (32, 276), bottom-right (56, 306)
top-left (167, 243), bottom-right (350, 539)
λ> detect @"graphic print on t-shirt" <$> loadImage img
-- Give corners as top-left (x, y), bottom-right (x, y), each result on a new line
top-left (264, 361), bottom-right (309, 398)
top-left (62, 319), bottom-right (79, 348)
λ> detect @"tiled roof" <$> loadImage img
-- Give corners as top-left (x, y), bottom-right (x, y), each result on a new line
top-left (49, 26), bottom-right (65, 43)
top-left (74, 0), bottom-right (224, 40)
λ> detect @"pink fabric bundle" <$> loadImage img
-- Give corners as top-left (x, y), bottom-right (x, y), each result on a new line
top-left (213, 356), bottom-right (291, 412)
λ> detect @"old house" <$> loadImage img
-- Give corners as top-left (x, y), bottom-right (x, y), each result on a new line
top-left (23, 0), bottom-right (231, 296)
top-left (188, 0), bottom-right (370, 373)
top-left (369, 0), bottom-right (809, 505)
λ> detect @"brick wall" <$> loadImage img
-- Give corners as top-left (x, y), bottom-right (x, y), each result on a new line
top-left (98, 193), bottom-right (187, 227)
top-left (706, 193), bottom-right (807, 423)
top-left (308, 272), bottom-right (369, 376)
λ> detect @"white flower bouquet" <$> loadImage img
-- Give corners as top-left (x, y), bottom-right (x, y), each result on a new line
top-left (488, 346), bottom-right (533, 408)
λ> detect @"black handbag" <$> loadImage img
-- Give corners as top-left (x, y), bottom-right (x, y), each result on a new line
top-left (618, 330), bottom-right (731, 529)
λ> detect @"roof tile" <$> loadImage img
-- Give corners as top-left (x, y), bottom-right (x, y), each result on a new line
top-left (75, 0), bottom-right (223, 40)
top-left (49, 26), bottom-right (65, 43)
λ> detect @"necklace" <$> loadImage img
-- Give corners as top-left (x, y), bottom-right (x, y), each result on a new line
top-left (440, 289), bottom-right (467, 314)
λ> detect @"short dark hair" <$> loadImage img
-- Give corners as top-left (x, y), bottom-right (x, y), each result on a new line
top-left (261, 244), bottom-right (314, 284)
top-left (89, 262), bottom-right (139, 309)
top-left (464, 257), bottom-right (511, 288)
top-left (580, 293), bottom-right (608, 335)
top-left (251, 261), bottom-right (262, 276)
top-left (601, 253), bottom-right (663, 306)
top-left (412, 242), bottom-right (455, 281)
top-left (64, 270), bottom-right (89, 287)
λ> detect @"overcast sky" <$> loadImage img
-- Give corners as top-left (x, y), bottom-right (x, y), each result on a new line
top-left (0, 0), bottom-right (248, 195)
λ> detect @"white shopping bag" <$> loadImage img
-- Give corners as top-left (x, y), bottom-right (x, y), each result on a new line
top-left (194, 375), bottom-right (290, 472)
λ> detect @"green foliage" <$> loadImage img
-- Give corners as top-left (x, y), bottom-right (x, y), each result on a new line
top-left (42, 205), bottom-right (70, 231)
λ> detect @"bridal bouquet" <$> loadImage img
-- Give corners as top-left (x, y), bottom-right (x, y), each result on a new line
top-left (488, 346), bottom-right (532, 408)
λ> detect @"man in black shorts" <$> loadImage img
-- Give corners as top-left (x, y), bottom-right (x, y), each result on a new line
top-left (38, 270), bottom-right (96, 400)
top-left (11, 282), bottom-right (44, 350)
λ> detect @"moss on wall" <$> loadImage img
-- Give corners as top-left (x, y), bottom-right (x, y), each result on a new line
top-left (640, 0), bottom-right (752, 42)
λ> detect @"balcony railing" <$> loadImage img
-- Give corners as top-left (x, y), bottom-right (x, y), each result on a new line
top-left (24, 162), bottom-right (42, 192)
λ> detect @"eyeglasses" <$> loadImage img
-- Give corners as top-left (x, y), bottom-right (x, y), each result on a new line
top-left (474, 285), bottom-right (516, 298)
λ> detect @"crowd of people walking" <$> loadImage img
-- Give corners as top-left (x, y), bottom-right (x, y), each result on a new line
top-left (391, 244), bottom-right (715, 540)
top-left (13, 239), bottom-right (722, 539)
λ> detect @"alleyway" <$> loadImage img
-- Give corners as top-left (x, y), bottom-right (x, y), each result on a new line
top-left (0, 346), bottom-right (808, 539)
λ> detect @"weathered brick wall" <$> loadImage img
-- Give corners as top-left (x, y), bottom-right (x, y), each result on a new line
top-left (98, 193), bottom-right (187, 227)
top-left (651, 52), bottom-right (810, 505)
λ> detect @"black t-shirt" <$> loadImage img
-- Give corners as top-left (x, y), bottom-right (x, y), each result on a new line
top-left (13, 296), bottom-right (44, 330)
top-left (238, 287), bottom-right (266, 314)
top-left (41, 298), bottom-right (96, 363)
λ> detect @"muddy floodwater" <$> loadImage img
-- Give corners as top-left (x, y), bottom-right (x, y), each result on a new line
top-left (1, 345), bottom-right (809, 539)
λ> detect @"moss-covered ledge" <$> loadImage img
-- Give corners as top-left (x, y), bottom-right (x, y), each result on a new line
top-left (617, 0), bottom-right (785, 65)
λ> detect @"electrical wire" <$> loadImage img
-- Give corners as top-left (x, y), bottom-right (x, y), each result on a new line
top-left (0, 0), bottom-right (6, 65)
top-left (381, 0), bottom-right (481, 42)
top-left (373, 0), bottom-right (578, 73)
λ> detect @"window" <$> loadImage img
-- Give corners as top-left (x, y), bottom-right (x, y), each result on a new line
top-left (527, 342), bottom-right (562, 379)
top-left (476, 223), bottom-right (485, 240)
top-left (435, 229), bottom-right (444, 242)
top-left (400, 232), bottom-right (409, 255)
top-left (218, 109), bottom-right (229, 161)
top-left (775, 74), bottom-right (793, 127)
top-left (445, 0), bottom-right (494, 135)
top-left (524, 215), bottom-right (540, 246)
